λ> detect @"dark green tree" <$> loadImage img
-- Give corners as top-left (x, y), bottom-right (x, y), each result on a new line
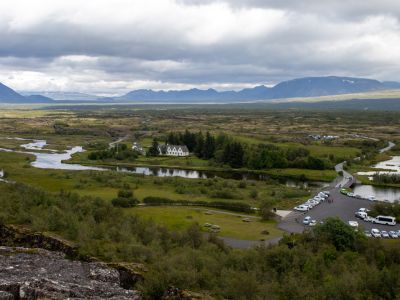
top-left (203, 131), bottom-right (216, 159)
top-left (194, 131), bottom-right (205, 157)
top-left (147, 138), bottom-right (160, 157)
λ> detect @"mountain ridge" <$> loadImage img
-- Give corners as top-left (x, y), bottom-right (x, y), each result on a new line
top-left (116, 76), bottom-right (400, 102)
top-left (1, 76), bottom-right (400, 103)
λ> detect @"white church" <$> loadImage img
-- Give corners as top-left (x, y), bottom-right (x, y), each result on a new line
top-left (158, 144), bottom-right (190, 157)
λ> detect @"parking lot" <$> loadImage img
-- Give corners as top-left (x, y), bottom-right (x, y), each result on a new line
top-left (279, 186), bottom-right (400, 234)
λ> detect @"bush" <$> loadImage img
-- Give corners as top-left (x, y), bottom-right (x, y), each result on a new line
top-left (249, 190), bottom-right (258, 199)
top-left (259, 199), bottom-right (275, 221)
top-left (118, 189), bottom-right (133, 198)
top-left (111, 197), bottom-right (139, 208)
top-left (238, 181), bottom-right (247, 189)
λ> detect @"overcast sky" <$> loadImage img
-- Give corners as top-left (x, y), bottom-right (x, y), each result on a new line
top-left (1, 0), bottom-right (400, 95)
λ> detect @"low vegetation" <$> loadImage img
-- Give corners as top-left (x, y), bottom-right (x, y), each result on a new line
top-left (88, 143), bottom-right (139, 161)
top-left (1, 182), bottom-right (399, 299)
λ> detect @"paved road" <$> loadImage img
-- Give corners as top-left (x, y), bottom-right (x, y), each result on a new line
top-left (334, 162), bottom-right (354, 188)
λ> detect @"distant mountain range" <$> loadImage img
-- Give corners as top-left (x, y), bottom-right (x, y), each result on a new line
top-left (115, 77), bottom-right (400, 102)
top-left (0, 83), bottom-right (53, 103)
top-left (1, 76), bottom-right (400, 104)
top-left (20, 91), bottom-right (99, 101)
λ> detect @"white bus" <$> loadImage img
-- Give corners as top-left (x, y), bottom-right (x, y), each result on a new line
top-left (373, 216), bottom-right (396, 226)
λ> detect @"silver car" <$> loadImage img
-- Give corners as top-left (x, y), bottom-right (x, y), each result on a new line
top-left (381, 230), bottom-right (390, 238)
top-left (389, 231), bottom-right (398, 238)
top-left (371, 228), bottom-right (381, 238)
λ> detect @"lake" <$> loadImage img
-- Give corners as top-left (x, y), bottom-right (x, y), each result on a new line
top-left (352, 184), bottom-right (400, 202)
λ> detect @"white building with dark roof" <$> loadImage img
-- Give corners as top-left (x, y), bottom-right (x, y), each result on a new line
top-left (158, 144), bottom-right (189, 157)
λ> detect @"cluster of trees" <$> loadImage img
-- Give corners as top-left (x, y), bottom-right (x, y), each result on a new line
top-left (111, 189), bottom-right (139, 208)
top-left (1, 184), bottom-right (400, 299)
top-left (373, 173), bottom-right (400, 185)
top-left (88, 144), bottom-right (139, 161)
top-left (166, 130), bottom-right (329, 170)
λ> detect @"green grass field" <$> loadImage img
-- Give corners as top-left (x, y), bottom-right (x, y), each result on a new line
top-left (0, 150), bottom-right (313, 209)
top-left (129, 206), bottom-right (282, 240)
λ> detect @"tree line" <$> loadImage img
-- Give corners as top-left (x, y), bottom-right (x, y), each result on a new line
top-left (165, 130), bottom-right (330, 170)
top-left (88, 143), bottom-right (139, 161)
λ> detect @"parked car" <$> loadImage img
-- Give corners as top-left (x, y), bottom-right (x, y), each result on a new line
top-left (347, 192), bottom-right (355, 197)
top-left (368, 196), bottom-right (376, 201)
top-left (364, 230), bottom-right (372, 237)
top-left (389, 231), bottom-right (398, 238)
top-left (318, 192), bottom-right (328, 198)
top-left (309, 220), bottom-right (317, 226)
top-left (322, 190), bottom-right (330, 195)
top-left (355, 211), bottom-right (368, 219)
top-left (381, 230), bottom-right (390, 238)
top-left (306, 200), bottom-right (318, 207)
top-left (303, 216), bottom-right (312, 225)
top-left (371, 228), bottom-right (381, 238)
top-left (294, 205), bottom-right (310, 211)
top-left (358, 208), bottom-right (369, 213)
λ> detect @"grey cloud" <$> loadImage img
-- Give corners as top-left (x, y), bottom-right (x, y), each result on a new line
top-left (0, 0), bottom-right (400, 94)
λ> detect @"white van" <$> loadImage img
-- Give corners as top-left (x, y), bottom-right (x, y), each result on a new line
top-left (373, 216), bottom-right (396, 226)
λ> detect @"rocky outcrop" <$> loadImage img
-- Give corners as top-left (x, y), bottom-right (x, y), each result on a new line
top-left (0, 246), bottom-right (141, 299)
top-left (0, 224), bottom-right (145, 297)
top-left (0, 224), bottom-right (83, 260)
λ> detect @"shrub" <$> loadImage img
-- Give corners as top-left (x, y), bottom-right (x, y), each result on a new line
top-left (238, 181), bottom-right (247, 189)
top-left (118, 189), bottom-right (133, 198)
top-left (111, 197), bottom-right (139, 208)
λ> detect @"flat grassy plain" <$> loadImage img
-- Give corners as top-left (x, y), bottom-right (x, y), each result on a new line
top-left (0, 150), bottom-right (312, 205)
top-left (130, 206), bottom-right (282, 240)
top-left (0, 106), bottom-right (397, 239)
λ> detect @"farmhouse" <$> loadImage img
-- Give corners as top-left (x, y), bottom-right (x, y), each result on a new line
top-left (158, 144), bottom-right (190, 157)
